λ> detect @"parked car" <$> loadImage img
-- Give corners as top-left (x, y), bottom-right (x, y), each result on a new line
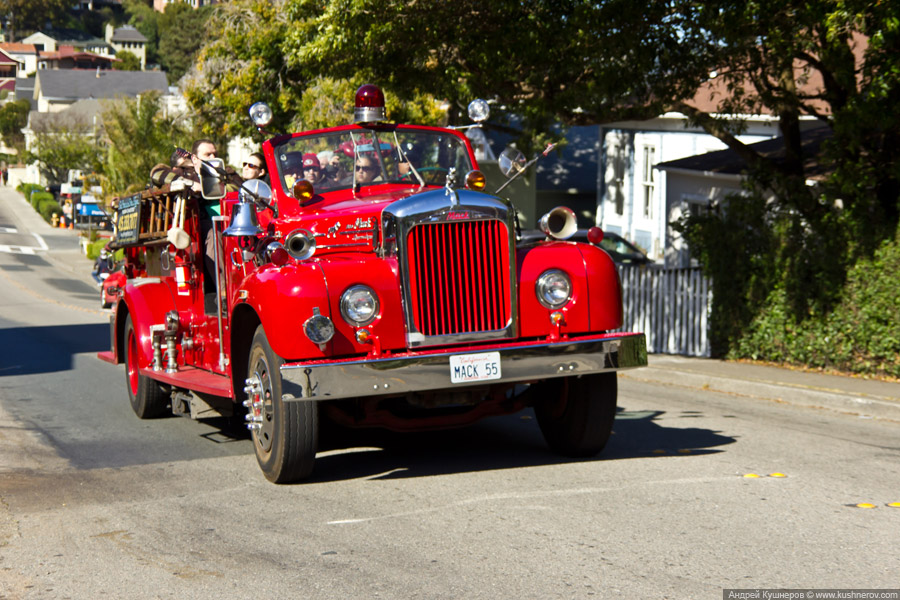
top-left (520, 228), bottom-right (653, 265)
top-left (595, 231), bottom-right (653, 265)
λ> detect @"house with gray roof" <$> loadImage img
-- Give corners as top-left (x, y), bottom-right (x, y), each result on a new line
top-left (655, 126), bottom-right (833, 267)
top-left (33, 69), bottom-right (168, 112)
top-left (105, 24), bottom-right (148, 70)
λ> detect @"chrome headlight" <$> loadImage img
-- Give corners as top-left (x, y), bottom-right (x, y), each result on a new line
top-left (304, 309), bottom-right (335, 344)
top-left (340, 285), bottom-right (379, 326)
top-left (535, 269), bottom-right (571, 309)
top-left (249, 102), bottom-right (273, 127)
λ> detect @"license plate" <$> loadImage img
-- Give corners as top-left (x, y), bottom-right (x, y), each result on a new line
top-left (450, 352), bottom-right (502, 384)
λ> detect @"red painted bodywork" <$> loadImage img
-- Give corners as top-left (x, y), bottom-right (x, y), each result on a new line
top-left (103, 121), bottom-right (629, 417)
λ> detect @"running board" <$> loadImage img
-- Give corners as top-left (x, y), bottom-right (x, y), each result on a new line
top-left (140, 365), bottom-right (233, 397)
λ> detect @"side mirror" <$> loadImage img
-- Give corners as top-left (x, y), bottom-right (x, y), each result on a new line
top-left (498, 147), bottom-right (526, 178)
top-left (200, 158), bottom-right (226, 200)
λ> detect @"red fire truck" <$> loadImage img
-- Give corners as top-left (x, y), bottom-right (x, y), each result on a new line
top-left (98, 85), bottom-right (647, 483)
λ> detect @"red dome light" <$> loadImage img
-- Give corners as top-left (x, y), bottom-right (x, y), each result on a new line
top-left (354, 84), bottom-right (386, 123)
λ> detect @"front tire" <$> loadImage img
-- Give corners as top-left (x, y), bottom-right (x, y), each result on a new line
top-left (246, 325), bottom-right (318, 483)
top-left (123, 315), bottom-right (169, 418)
top-left (534, 372), bottom-right (617, 457)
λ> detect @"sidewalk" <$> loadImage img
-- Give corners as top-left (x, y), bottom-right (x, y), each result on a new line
top-left (623, 354), bottom-right (900, 421)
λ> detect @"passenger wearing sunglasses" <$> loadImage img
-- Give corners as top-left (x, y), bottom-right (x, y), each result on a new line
top-left (242, 152), bottom-right (268, 184)
top-left (354, 155), bottom-right (381, 184)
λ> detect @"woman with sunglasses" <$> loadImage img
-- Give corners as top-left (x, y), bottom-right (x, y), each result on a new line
top-left (242, 152), bottom-right (268, 184)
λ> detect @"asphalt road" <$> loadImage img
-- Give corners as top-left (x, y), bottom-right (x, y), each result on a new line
top-left (1, 195), bottom-right (898, 599)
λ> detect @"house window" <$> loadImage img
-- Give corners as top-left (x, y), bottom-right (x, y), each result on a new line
top-left (641, 145), bottom-right (655, 219)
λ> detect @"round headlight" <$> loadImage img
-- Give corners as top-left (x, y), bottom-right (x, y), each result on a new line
top-left (340, 285), bottom-right (379, 326)
top-left (535, 269), bottom-right (571, 309)
top-left (467, 98), bottom-right (490, 123)
top-left (248, 102), bottom-right (273, 128)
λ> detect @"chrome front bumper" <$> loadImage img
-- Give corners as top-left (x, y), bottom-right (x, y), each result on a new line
top-left (280, 332), bottom-right (647, 402)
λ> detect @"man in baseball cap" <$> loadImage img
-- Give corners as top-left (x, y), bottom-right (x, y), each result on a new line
top-left (302, 153), bottom-right (324, 184)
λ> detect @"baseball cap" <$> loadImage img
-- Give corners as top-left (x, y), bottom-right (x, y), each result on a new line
top-left (302, 153), bottom-right (321, 169)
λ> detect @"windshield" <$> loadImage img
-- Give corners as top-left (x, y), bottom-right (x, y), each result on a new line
top-left (273, 129), bottom-right (473, 193)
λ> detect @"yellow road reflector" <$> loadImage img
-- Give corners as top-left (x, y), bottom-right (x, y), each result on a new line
top-left (856, 503), bottom-right (877, 509)
top-left (743, 474), bottom-right (760, 478)
top-left (769, 473), bottom-right (787, 478)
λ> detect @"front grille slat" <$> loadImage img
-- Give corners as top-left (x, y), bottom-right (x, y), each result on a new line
top-left (407, 220), bottom-right (510, 338)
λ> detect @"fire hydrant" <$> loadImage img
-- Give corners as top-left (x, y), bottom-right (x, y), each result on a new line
top-left (51, 213), bottom-right (60, 228)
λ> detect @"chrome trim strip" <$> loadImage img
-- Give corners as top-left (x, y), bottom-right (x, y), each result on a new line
top-left (279, 333), bottom-right (647, 401)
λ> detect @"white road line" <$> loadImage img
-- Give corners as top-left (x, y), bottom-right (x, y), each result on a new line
top-left (1, 227), bottom-right (16, 233)
top-left (32, 233), bottom-right (49, 250)
top-left (0, 245), bottom-right (38, 255)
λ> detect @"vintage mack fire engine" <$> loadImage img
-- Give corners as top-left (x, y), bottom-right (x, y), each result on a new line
top-left (98, 85), bottom-right (647, 483)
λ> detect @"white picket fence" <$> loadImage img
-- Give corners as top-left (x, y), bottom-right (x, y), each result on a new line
top-left (617, 265), bottom-right (712, 357)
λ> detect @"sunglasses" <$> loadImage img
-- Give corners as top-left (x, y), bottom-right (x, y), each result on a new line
top-left (356, 165), bottom-right (376, 172)
top-left (243, 162), bottom-right (262, 169)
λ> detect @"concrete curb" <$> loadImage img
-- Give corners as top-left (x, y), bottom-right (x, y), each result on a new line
top-left (621, 366), bottom-right (900, 421)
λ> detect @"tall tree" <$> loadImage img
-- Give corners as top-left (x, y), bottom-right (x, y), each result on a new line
top-left (157, 3), bottom-right (212, 84)
top-left (100, 92), bottom-right (194, 195)
top-left (183, 0), bottom-right (477, 139)
top-left (0, 98), bottom-right (29, 155)
top-left (25, 117), bottom-right (102, 186)
top-left (0, 0), bottom-right (70, 40)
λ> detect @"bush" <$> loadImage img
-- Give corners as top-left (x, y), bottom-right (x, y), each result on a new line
top-left (86, 238), bottom-right (122, 262)
top-left (39, 200), bottom-right (64, 223)
top-left (735, 232), bottom-right (900, 378)
top-left (17, 182), bottom-right (44, 199)
top-left (30, 190), bottom-right (54, 209)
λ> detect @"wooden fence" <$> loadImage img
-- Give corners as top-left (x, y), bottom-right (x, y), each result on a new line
top-left (617, 265), bottom-right (711, 357)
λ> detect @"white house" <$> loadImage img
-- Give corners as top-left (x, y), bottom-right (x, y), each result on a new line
top-left (655, 125), bottom-right (833, 267)
top-left (0, 43), bottom-right (37, 77)
top-left (595, 112), bottom-right (781, 261)
top-left (105, 24), bottom-right (148, 70)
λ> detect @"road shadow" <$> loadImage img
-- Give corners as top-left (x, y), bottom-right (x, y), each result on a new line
top-left (0, 323), bottom-right (111, 376)
top-left (302, 405), bottom-right (736, 483)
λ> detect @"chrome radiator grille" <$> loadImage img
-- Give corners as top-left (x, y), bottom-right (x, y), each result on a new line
top-left (406, 220), bottom-right (511, 337)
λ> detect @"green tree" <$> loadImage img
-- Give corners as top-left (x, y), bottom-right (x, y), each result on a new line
top-left (123, 0), bottom-right (159, 66)
top-left (100, 92), bottom-right (193, 196)
top-left (0, 98), bottom-right (30, 154)
top-left (183, 0), bottom-right (450, 139)
top-left (157, 3), bottom-right (212, 84)
top-left (113, 50), bottom-right (142, 71)
top-left (25, 117), bottom-right (102, 186)
top-left (0, 0), bottom-right (70, 40)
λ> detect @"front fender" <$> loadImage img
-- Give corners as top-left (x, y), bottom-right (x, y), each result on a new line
top-left (237, 262), bottom-right (331, 360)
top-left (117, 279), bottom-right (178, 368)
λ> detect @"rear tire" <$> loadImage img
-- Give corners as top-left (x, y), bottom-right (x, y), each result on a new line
top-left (534, 372), bottom-right (617, 457)
top-left (246, 325), bottom-right (317, 483)
top-left (123, 315), bottom-right (169, 418)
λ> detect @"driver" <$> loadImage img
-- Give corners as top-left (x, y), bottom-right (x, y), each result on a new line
top-left (397, 142), bottom-right (423, 180)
